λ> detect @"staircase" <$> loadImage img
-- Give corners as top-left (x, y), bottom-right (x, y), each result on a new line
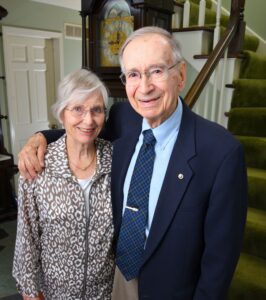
top-left (172, 1), bottom-right (266, 299)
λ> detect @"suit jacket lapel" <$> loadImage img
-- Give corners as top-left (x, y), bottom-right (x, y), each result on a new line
top-left (143, 104), bottom-right (197, 264)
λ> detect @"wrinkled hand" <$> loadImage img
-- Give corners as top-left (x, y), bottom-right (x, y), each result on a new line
top-left (18, 132), bottom-right (47, 180)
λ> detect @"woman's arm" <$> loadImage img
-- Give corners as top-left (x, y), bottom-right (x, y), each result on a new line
top-left (13, 176), bottom-right (43, 298)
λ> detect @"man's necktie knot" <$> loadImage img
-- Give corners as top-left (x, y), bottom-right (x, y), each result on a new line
top-left (143, 129), bottom-right (156, 147)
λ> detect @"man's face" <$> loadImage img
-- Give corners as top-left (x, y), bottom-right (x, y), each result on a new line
top-left (122, 33), bottom-right (186, 128)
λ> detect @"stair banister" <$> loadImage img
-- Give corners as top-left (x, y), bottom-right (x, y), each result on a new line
top-left (184, 0), bottom-right (246, 109)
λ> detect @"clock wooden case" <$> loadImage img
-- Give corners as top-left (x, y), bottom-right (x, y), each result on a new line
top-left (81, 0), bottom-right (174, 97)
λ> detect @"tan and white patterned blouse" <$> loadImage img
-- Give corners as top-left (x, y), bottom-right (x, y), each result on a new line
top-left (13, 135), bottom-right (115, 300)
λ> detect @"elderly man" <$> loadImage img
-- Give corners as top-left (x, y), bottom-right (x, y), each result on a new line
top-left (18, 26), bottom-right (247, 300)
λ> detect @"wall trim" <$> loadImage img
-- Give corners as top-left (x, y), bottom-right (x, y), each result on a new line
top-left (31, 0), bottom-right (80, 11)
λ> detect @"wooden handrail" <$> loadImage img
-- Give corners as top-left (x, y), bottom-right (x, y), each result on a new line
top-left (184, 0), bottom-right (246, 108)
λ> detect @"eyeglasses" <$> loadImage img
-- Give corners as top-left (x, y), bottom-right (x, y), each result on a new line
top-left (65, 105), bottom-right (106, 118)
top-left (120, 62), bottom-right (180, 86)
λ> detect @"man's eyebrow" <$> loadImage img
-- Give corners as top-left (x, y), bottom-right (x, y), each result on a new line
top-left (125, 67), bottom-right (139, 73)
top-left (148, 63), bottom-right (166, 68)
top-left (125, 63), bottom-right (166, 72)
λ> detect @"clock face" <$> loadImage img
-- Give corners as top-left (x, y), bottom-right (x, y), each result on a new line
top-left (99, 0), bottom-right (134, 67)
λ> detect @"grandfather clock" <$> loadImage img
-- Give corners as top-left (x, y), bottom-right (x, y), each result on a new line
top-left (80, 0), bottom-right (174, 97)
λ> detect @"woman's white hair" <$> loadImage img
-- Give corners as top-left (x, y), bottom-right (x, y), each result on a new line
top-left (52, 68), bottom-right (108, 123)
top-left (119, 26), bottom-right (183, 72)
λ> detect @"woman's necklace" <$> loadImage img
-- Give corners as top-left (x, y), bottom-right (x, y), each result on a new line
top-left (69, 150), bottom-right (96, 171)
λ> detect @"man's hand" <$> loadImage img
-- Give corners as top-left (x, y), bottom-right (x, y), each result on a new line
top-left (18, 132), bottom-right (47, 180)
top-left (22, 291), bottom-right (45, 300)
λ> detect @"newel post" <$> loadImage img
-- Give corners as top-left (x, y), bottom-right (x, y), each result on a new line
top-left (228, 0), bottom-right (246, 54)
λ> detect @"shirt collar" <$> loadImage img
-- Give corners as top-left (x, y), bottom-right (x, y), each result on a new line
top-left (141, 97), bottom-right (183, 150)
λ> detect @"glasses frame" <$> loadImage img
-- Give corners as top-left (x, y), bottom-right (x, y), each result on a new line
top-left (119, 61), bottom-right (180, 86)
top-left (65, 106), bottom-right (107, 119)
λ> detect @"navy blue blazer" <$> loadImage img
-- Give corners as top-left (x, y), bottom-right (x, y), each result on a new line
top-left (43, 101), bottom-right (247, 300)
top-left (109, 101), bottom-right (247, 300)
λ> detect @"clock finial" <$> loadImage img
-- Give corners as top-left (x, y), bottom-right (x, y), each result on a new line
top-left (0, 6), bottom-right (8, 20)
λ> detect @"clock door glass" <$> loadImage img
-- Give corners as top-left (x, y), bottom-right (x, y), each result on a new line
top-left (100, 0), bottom-right (134, 67)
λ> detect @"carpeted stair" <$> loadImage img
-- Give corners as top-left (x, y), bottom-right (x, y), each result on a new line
top-left (173, 1), bottom-right (266, 299)
top-left (227, 50), bottom-right (266, 300)
top-left (228, 252), bottom-right (266, 300)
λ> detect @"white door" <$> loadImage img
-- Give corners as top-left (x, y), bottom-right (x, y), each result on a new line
top-left (2, 26), bottom-right (63, 164)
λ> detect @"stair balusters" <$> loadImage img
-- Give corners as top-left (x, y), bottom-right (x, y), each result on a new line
top-left (198, 0), bottom-right (206, 26)
top-left (183, 1), bottom-right (190, 27)
top-left (213, 0), bottom-right (222, 47)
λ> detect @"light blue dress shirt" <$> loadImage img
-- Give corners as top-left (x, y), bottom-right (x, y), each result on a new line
top-left (123, 97), bottom-right (183, 238)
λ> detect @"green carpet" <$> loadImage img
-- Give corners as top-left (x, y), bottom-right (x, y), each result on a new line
top-left (228, 253), bottom-right (266, 300)
top-left (243, 35), bottom-right (260, 53)
top-left (240, 51), bottom-right (266, 79)
top-left (231, 79), bottom-right (266, 108)
top-left (228, 108), bottom-right (266, 137)
top-left (247, 168), bottom-right (266, 211)
top-left (242, 208), bottom-right (266, 260)
top-left (236, 136), bottom-right (266, 170)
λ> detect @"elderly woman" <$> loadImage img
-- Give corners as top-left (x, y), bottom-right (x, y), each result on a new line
top-left (13, 69), bottom-right (114, 300)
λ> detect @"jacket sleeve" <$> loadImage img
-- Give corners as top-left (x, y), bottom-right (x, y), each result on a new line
top-left (193, 143), bottom-right (248, 300)
top-left (41, 129), bottom-right (65, 145)
top-left (12, 176), bottom-right (42, 297)
top-left (101, 102), bottom-right (142, 142)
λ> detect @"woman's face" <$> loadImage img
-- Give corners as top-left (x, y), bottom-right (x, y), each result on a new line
top-left (61, 92), bottom-right (106, 146)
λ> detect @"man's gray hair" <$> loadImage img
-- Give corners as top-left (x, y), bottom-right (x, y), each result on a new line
top-left (52, 68), bottom-right (108, 124)
top-left (119, 26), bottom-right (183, 72)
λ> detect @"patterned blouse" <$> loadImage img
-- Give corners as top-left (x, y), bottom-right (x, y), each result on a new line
top-left (13, 135), bottom-right (115, 299)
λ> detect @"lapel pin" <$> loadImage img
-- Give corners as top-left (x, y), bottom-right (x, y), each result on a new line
top-left (177, 173), bottom-right (184, 180)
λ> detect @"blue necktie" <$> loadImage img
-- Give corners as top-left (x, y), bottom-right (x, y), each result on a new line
top-left (116, 129), bottom-right (156, 281)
